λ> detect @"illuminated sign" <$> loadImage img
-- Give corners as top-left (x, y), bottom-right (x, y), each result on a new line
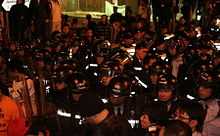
top-left (2, 0), bottom-right (31, 11)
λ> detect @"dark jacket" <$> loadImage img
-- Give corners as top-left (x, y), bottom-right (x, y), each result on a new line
top-left (82, 114), bottom-right (135, 136)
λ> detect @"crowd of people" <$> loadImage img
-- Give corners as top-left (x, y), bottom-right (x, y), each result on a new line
top-left (0, 0), bottom-right (220, 136)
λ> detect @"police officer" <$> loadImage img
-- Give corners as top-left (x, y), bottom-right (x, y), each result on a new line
top-left (131, 41), bottom-right (150, 68)
top-left (155, 73), bottom-right (178, 118)
top-left (96, 65), bottom-right (116, 98)
top-left (124, 41), bottom-right (150, 89)
top-left (69, 72), bottom-right (90, 103)
top-left (78, 92), bottom-right (135, 136)
top-left (106, 76), bottom-right (132, 118)
top-left (79, 28), bottom-right (99, 62)
top-left (55, 72), bottom-right (90, 136)
top-left (51, 76), bottom-right (70, 111)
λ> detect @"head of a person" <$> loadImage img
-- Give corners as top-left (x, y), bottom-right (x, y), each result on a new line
top-left (69, 40), bottom-right (80, 55)
top-left (157, 87), bottom-right (174, 102)
top-left (84, 28), bottom-right (93, 39)
top-left (135, 42), bottom-right (149, 61)
top-left (156, 40), bottom-right (167, 52)
top-left (71, 18), bottom-right (78, 26)
top-left (99, 66), bottom-right (115, 86)
top-left (148, 72), bottom-right (159, 85)
top-left (109, 76), bottom-right (129, 105)
top-left (168, 44), bottom-right (178, 56)
top-left (62, 24), bottom-right (70, 34)
top-left (157, 74), bottom-right (175, 102)
top-left (9, 42), bottom-right (17, 52)
top-left (96, 40), bottom-right (111, 61)
top-left (8, 59), bottom-right (28, 81)
top-left (100, 15), bottom-right (108, 24)
top-left (143, 55), bottom-right (157, 70)
top-left (112, 21), bottom-right (121, 30)
top-left (160, 26), bottom-right (169, 35)
top-left (160, 120), bottom-right (192, 136)
top-left (54, 78), bottom-right (66, 91)
top-left (134, 29), bottom-right (146, 40)
top-left (121, 32), bottom-right (134, 46)
top-left (196, 71), bottom-right (216, 100)
top-left (27, 117), bottom-right (51, 136)
top-left (174, 100), bottom-right (206, 133)
top-left (140, 102), bottom-right (168, 130)
top-left (173, 54), bottom-right (184, 65)
top-left (179, 17), bottom-right (186, 26)
top-left (136, 19), bottom-right (146, 30)
top-left (198, 45), bottom-right (213, 61)
top-left (196, 82), bottom-right (214, 100)
top-left (68, 73), bottom-right (89, 102)
top-left (34, 57), bottom-right (45, 70)
top-left (95, 53), bottom-right (105, 64)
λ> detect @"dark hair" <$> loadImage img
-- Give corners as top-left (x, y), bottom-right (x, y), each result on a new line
top-left (109, 76), bottom-right (129, 96)
top-left (100, 116), bottom-right (132, 136)
top-left (135, 41), bottom-right (149, 50)
top-left (26, 116), bottom-right (55, 135)
top-left (72, 18), bottom-right (78, 23)
top-left (63, 23), bottom-right (69, 28)
top-left (177, 100), bottom-right (206, 132)
top-left (143, 101), bottom-right (169, 125)
top-left (84, 28), bottom-right (93, 33)
top-left (164, 120), bottom-right (192, 136)
top-left (101, 15), bottom-right (108, 18)
top-left (86, 14), bottom-right (92, 20)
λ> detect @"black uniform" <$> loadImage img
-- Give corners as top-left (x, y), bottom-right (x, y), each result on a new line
top-left (77, 93), bottom-right (136, 136)
top-left (81, 114), bottom-right (135, 136)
